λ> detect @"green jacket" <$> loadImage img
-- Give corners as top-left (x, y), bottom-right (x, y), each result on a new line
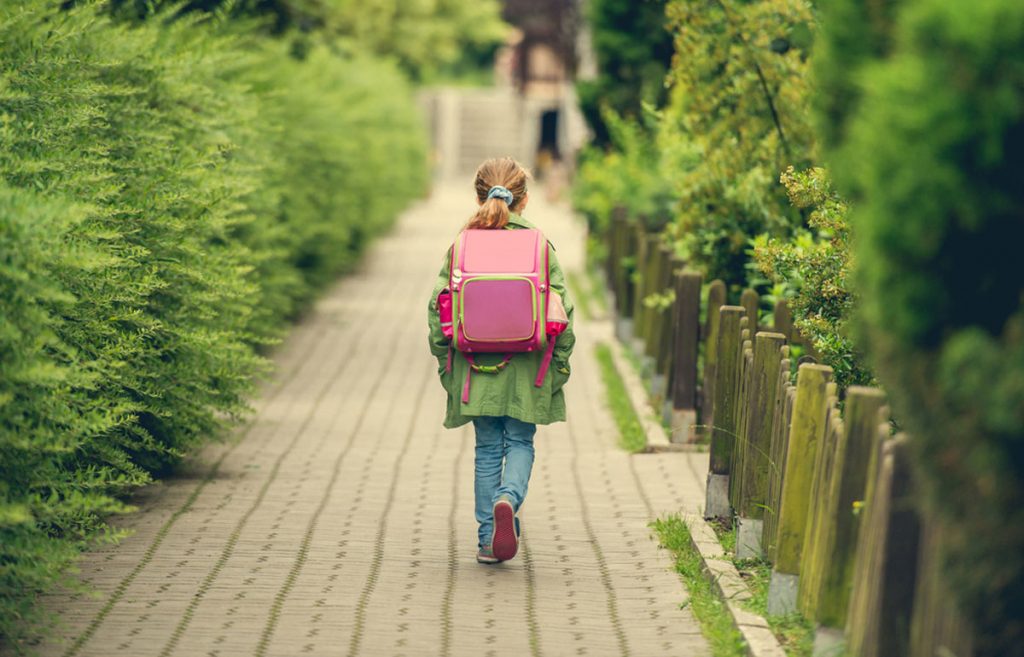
top-left (427, 214), bottom-right (576, 428)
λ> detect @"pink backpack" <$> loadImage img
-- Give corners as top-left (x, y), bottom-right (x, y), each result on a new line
top-left (437, 228), bottom-right (568, 403)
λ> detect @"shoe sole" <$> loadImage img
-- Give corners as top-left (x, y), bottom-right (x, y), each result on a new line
top-left (492, 500), bottom-right (518, 562)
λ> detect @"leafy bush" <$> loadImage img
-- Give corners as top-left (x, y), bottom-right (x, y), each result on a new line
top-left (817, 0), bottom-right (1024, 652)
top-left (105, 0), bottom-right (508, 81)
top-left (660, 0), bottom-right (816, 288)
top-left (754, 167), bottom-right (873, 391)
top-left (0, 1), bottom-right (426, 643)
top-left (573, 108), bottom-right (682, 235)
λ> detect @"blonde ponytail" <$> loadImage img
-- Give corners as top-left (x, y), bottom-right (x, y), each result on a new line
top-left (472, 196), bottom-right (512, 230)
top-left (467, 157), bottom-right (529, 230)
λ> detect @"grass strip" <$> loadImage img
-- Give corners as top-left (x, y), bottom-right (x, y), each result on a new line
top-left (651, 516), bottom-right (747, 657)
top-left (594, 343), bottom-right (647, 453)
top-left (735, 557), bottom-right (814, 656)
top-left (710, 520), bottom-right (815, 656)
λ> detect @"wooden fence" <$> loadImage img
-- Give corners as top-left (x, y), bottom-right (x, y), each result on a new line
top-left (601, 216), bottom-right (975, 657)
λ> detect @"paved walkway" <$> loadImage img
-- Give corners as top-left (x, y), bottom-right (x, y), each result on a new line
top-left (20, 183), bottom-right (712, 657)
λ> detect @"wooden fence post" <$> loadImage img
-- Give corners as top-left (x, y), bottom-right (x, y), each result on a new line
top-left (843, 401), bottom-right (892, 626)
top-left (773, 297), bottom-right (823, 363)
top-left (729, 319), bottom-right (754, 508)
top-left (705, 305), bottom-right (745, 520)
top-left (656, 258), bottom-right (681, 426)
top-left (630, 226), bottom-right (649, 342)
top-left (647, 245), bottom-right (674, 399)
top-left (799, 383), bottom-right (840, 617)
top-left (636, 234), bottom-right (661, 362)
top-left (763, 352), bottom-right (794, 560)
top-left (648, 239), bottom-right (667, 355)
top-left (607, 206), bottom-right (627, 285)
top-left (700, 280), bottom-right (728, 438)
top-left (816, 387), bottom-right (888, 632)
top-left (620, 219), bottom-right (637, 319)
top-left (845, 434), bottom-right (924, 657)
top-left (670, 269), bottom-right (702, 443)
top-left (741, 288), bottom-right (760, 331)
top-left (606, 213), bottom-right (618, 293)
top-left (773, 298), bottom-right (794, 341)
top-left (735, 332), bottom-right (788, 559)
top-left (767, 364), bottom-right (833, 616)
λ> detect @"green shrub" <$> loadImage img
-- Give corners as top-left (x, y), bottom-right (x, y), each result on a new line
top-left (0, 184), bottom-right (134, 643)
top-left (753, 167), bottom-right (873, 391)
top-left (0, 1), bottom-right (426, 643)
top-left (241, 40), bottom-right (429, 313)
top-left (105, 0), bottom-right (508, 82)
top-left (817, 0), bottom-right (1024, 652)
top-left (573, 108), bottom-right (682, 235)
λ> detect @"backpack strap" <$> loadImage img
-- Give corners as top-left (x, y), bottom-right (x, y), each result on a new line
top-left (462, 353), bottom-right (515, 404)
top-left (534, 240), bottom-right (556, 388)
top-left (534, 338), bottom-right (556, 388)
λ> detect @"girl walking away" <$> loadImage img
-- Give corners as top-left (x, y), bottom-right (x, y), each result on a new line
top-left (427, 157), bottom-right (575, 564)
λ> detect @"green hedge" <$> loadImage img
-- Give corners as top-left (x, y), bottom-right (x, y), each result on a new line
top-left (0, 1), bottom-right (426, 643)
top-left (817, 0), bottom-right (1024, 652)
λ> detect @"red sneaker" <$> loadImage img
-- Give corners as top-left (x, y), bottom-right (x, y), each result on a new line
top-left (491, 497), bottom-right (519, 562)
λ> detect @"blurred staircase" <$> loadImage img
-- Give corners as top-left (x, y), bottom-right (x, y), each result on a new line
top-left (419, 84), bottom-right (589, 182)
top-left (421, 87), bottom-right (532, 180)
top-left (453, 89), bottom-right (528, 175)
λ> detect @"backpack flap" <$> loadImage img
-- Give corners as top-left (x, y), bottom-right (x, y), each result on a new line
top-left (454, 228), bottom-right (545, 353)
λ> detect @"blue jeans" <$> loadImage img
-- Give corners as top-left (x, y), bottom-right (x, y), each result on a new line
top-left (472, 416), bottom-right (536, 548)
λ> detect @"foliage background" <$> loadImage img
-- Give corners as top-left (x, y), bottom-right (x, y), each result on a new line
top-left (575, 0), bottom-right (851, 377)
top-left (104, 0), bottom-right (508, 81)
top-left (753, 166), bottom-right (872, 390)
top-left (660, 0), bottom-right (816, 288)
top-left (817, 0), bottom-right (1024, 651)
top-left (575, 0), bottom-right (675, 146)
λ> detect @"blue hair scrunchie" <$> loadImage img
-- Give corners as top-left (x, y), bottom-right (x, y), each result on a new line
top-left (486, 185), bottom-right (515, 206)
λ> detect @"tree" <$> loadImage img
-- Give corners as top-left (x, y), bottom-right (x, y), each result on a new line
top-left (660, 0), bottom-right (816, 288)
top-left (576, 0), bottom-right (675, 145)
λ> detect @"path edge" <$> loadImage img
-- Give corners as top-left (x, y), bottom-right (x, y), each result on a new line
top-left (600, 327), bottom-right (705, 453)
top-left (681, 513), bottom-right (787, 657)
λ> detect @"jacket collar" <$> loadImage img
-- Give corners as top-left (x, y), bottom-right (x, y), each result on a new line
top-left (506, 213), bottom-right (536, 230)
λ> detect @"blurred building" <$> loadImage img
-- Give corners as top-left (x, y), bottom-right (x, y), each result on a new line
top-left (423, 0), bottom-right (592, 183)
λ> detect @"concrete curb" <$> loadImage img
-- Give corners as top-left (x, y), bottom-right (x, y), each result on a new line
top-left (589, 293), bottom-right (779, 653)
top-left (682, 514), bottom-right (788, 657)
top-left (603, 333), bottom-right (674, 452)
